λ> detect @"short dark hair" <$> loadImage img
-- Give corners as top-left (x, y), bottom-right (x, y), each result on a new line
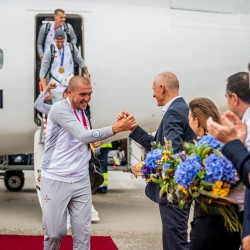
top-left (54, 9), bottom-right (65, 15)
top-left (226, 72), bottom-right (250, 104)
top-left (63, 87), bottom-right (68, 96)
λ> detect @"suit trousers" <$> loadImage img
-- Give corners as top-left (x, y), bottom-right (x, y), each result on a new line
top-left (159, 203), bottom-right (190, 250)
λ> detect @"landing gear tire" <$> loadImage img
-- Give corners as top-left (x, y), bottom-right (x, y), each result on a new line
top-left (4, 171), bottom-right (25, 192)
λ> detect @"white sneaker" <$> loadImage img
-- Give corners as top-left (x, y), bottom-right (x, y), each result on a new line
top-left (67, 210), bottom-right (71, 230)
top-left (67, 222), bottom-right (71, 230)
top-left (91, 205), bottom-right (100, 222)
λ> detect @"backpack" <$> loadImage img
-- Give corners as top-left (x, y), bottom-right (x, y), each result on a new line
top-left (44, 44), bottom-right (56, 78)
top-left (44, 43), bottom-right (78, 78)
top-left (42, 22), bottom-right (71, 50)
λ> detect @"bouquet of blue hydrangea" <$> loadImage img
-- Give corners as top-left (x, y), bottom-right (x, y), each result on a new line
top-left (133, 139), bottom-right (181, 203)
top-left (133, 135), bottom-right (242, 232)
top-left (175, 134), bottom-right (242, 231)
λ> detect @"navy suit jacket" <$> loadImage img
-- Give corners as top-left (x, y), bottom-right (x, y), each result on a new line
top-left (130, 97), bottom-right (196, 203)
top-left (222, 139), bottom-right (250, 236)
top-left (222, 140), bottom-right (250, 189)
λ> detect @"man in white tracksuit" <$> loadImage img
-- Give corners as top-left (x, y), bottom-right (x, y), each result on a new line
top-left (39, 29), bottom-right (91, 103)
top-left (36, 9), bottom-right (77, 93)
top-left (40, 75), bottom-right (136, 250)
top-left (37, 8), bottom-right (77, 61)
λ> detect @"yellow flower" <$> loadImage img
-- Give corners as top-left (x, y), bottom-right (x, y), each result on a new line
top-left (211, 189), bottom-right (220, 194)
top-left (211, 181), bottom-right (230, 197)
top-left (219, 188), bottom-right (230, 197)
top-left (162, 155), bottom-right (168, 160)
top-left (212, 181), bottom-right (224, 194)
top-left (178, 184), bottom-right (188, 195)
top-left (138, 162), bottom-right (145, 169)
top-left (215, 181), bottom-right (223, 188)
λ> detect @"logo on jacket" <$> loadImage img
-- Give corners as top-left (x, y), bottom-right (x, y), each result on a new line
top-left (92, 130), bottom-right (100, 138)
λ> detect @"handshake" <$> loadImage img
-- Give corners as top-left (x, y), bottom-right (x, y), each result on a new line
top-left (112, 111), bottom-right (137, 134)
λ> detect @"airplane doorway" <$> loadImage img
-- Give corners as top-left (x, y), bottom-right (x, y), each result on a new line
top-left (34, 13), bottom-right (84, 125)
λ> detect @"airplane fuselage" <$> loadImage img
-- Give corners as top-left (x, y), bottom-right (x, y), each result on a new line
top-left (1, 0), bottom-right (250, 155)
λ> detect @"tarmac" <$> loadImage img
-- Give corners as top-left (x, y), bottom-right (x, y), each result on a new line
top-left (0, 168), bottom-right (163, 250)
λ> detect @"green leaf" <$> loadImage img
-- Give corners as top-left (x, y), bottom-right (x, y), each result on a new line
top-left (150, 174), bottom-right (163, 184)
top-left (197, 170), bottom-right (205, 179)
top-left (213, 149), bottom-right (223, 158)
top-left (200, 202), bottom-right (208, 213)
top-left (159, 184), bottom-right (166, 197)
top-left (162, 168), bottom-right (174, 173)
top-left (192, 191), bottom-right (200, 198)
top-left (201, 146), bottom-right (212, 159)
top-left (151, 141), bottom-right (158, 149)
top-left (179, 199), bottom-right (186, 209)
top-left (200, 180), bottom-right (213, 188)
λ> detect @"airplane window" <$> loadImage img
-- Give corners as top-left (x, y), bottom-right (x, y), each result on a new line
top-left (0, 49), bottom-right (3, 69)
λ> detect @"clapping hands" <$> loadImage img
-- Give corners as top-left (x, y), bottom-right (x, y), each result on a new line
top-left (207, 111), bottom-right (247, 144)
top-left (242, 235), bottom-right (250, 250)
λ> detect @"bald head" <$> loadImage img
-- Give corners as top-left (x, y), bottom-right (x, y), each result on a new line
top-left (152, 72), bottom-right (179, 106)
top-left (154, 72), bottom-right (179, 93)
top-left (68, 75), bottom-right (91, 92)
top-left (67, 75), bottom-right (92, 110)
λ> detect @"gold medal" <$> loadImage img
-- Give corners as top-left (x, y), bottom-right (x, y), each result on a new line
top-left (59, 67), bottom-right (65, 74)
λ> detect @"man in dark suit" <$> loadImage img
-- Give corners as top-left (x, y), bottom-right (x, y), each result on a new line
top-left (207, 71), bottom-right (250, 250)
top-left (124, 72), bottom-right (196, 250)
top-left (207, 112), bottom-right (250, 250)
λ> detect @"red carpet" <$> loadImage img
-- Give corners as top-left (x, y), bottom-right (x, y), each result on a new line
top-left (0, 235), bottom-right (118, 250)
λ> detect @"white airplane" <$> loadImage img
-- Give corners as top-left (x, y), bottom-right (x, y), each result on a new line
top-left (0, 0), bottom-right (250, 193)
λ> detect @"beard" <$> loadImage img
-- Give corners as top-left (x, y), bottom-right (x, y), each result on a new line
top-left (71, 99), bottom-right (87, 111)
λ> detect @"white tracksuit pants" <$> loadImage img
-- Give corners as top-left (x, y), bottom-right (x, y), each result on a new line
top-left (41, 176), bottom-right (92, 250)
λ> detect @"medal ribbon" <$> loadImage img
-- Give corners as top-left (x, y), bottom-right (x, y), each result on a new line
top-left (72, 107), bottom-right (88, 130)
top-left (59, 46), bottom-right (65, 67)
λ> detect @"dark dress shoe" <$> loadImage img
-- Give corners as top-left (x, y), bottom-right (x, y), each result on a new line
top-left (96, 187), bottom-right (107, 194)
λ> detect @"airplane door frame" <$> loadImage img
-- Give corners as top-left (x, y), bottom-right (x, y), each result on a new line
top-left (34, 13), bottom-right (84, 126)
